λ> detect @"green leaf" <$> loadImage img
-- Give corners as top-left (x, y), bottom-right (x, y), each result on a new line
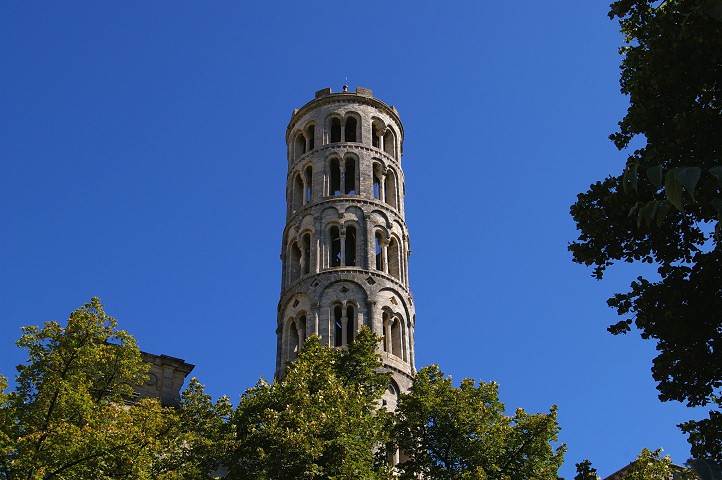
top-left (638, 201), bottom-right (656, 228)
top-left (646, 165), bottom-right (663, 189)
top-left (622, 164), bottom-right (638, 194)
top-left (675, 166), bottom-right (701, 202)
top-left (709, 166), bottom-right (722, 187)
top-left (648, 200), bottom-right (659, 221)
top-left (656, 201), bottom-right (671, 227)
top-left (628, 164), bottom-right (638, 192)
top-left (665, 168), bottom-right (685, 212)
top-left (711, 199), bottom-right (722, 214)
top-left (637, 204), bottom-right (645, 228)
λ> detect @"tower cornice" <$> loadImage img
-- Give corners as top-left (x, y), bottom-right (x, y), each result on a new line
top-left (286, 88), bottom-right (404, 143)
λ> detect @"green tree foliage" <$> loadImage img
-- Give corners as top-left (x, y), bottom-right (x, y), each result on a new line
top-left (617, 448), bottom-right (697, 480)
top-left (569, 0), bottom-right (722, 460)
top-left (575, 459), bottom-right (599, 480)
top-left (226, 328), bottom-right (393, 480)
top-left (2, 303), bottom-right (566, 479)
top-left (153, 378), bottom-right (234, 479)
top-left (577, 449), bottom-right (703, 480)
top-left (0, 298), bottom-right (176, 479)
top-left (393, 365), bottom-right (564, 480)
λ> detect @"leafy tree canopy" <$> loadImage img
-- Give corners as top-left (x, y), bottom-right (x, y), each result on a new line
top-left (153, 377), bottom-right (235, 479)
top-left (579, 449), bottom-right (701, 480)
top-left (569, 0), bottom-right (722, 461)
top-left (575, 459), bottom-right (599, 480)
top-left (2, 304), bottom-right (566, 480)
top-left (0, 298), bottom-right (176, 479)
top-left (394, 365), bottom-right (564, 480)
top-left (226, 328), bottom-right (393, 480)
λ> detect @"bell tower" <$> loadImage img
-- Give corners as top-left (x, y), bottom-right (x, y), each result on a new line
top-left (277, 86), bottom-right (415, 402)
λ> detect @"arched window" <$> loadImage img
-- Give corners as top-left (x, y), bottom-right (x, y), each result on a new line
top-left (384, 379), bottom-right (400, 409)
top-left (295, 133), bottom-right (306, 160)
top-left (344, 157), bottom-right (356, 194)
top-left (330, 226), bottom-right (341, 267)
top-left (382, 311), bottom-right (390, 352)
top-left (334, 305), bottom-right (343, 347)
top-left (346, 305), bottom-right (355, 344)
top-left (330, 158), bottom-right (341, 195)
top-left (373, 166), bottom-right (381, 200)
top-left (304, 166), bottom-right (313, 203)
top-left (372, 122), bottom-right (380, 148)
top-left (288, 319), bottom-right (299, 360)
top-left (289, 241), bottom-right (302, 284)
top-left (297, 314), bottom-right (306, 347)
top-left (330, 117), bottom-right (342, 143)
top-left (306, 125), bottom-right (315, 150)
top-left (302, 233), bottom-right (311, 276)
top-left (292, 174), bottom-right (303, 212)
top-left (385, 170), bottom-right (397, 209)
top-left (375, 232), bottom-right (384, 271)
top-left (334, 304), bottom-right (355, 347)
top-left (391, 317), bottom-right (402, 359)
top-left (345, 117), bottom-right (357, 142)
top-left (345, 225), bottom-right (357, 266)
top-left (383, 129), bottom-right (395, 157)
top-left (388, 237), bottom-right (400, 280)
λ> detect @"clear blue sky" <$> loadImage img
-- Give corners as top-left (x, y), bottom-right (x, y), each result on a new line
top-left (0, 2), bottom-right (706, 478)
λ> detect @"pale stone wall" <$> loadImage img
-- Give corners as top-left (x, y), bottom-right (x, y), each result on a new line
top-left (134, 352), bottom-right (195, 407)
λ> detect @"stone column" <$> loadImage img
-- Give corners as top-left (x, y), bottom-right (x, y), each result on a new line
top-left (379, 171), bottom-right (386, 203)
top-left (368, 300), bottom-right (380, 336)
top-left (356, 308), bottom-right (363, 333)
top-left (315, 218), bottom-right (322, 271)
top-left (300, 248), bottom-right (307, 277)
top-left (404, 236), bottom-right (410, 285)
top-left (406, 321), bottom-right (414, 370)
top-left (364, 213), bottom-right (374, 270)
top-left (341, 308), bottom-right (348, 346)
top-left (403, 319), bottom-right (410, 363)
top-left (311, 302), bottom-right (320, 337)
top-left (381, 238), bottom-right (389, 273)
top-left (297, 323), bottom-right (304, 350)
top-left (319, 304), bottom-right (330, 346)
top-left (340, 162), bottom-right (346, 195)
top-left (340, 228), bottom-right (346, 267)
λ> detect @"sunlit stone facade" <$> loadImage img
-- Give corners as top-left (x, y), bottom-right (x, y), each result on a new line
top-left (277, 86), bottom-right (416, 406)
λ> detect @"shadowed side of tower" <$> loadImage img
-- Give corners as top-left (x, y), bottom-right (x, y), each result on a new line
top-left (277, 86), bottom-right (415, 407)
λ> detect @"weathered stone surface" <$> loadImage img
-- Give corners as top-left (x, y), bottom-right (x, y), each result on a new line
top-left (134, 352), bottom-right (194, 407)
top-left (278, 87), bottom-right (416, 404)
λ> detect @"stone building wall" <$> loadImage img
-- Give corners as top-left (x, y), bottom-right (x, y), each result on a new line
top-left (133, 352), bottom-right (195, 407)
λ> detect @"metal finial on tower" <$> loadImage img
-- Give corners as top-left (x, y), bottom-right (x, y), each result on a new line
top-left (343, 77), bottom-right (348, 92)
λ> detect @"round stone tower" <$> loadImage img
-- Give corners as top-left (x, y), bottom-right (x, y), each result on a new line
top-left (277, 86), bottom-right (415, 402)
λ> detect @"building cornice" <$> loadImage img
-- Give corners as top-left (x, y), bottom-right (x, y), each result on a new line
top-left (286, 87), bottom-right (403, 142)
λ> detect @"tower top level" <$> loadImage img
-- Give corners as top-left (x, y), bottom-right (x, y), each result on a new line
top-left (277, 87), bottom-right (415, 405)
top-left (287, 86), bottom-right (403, 148)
